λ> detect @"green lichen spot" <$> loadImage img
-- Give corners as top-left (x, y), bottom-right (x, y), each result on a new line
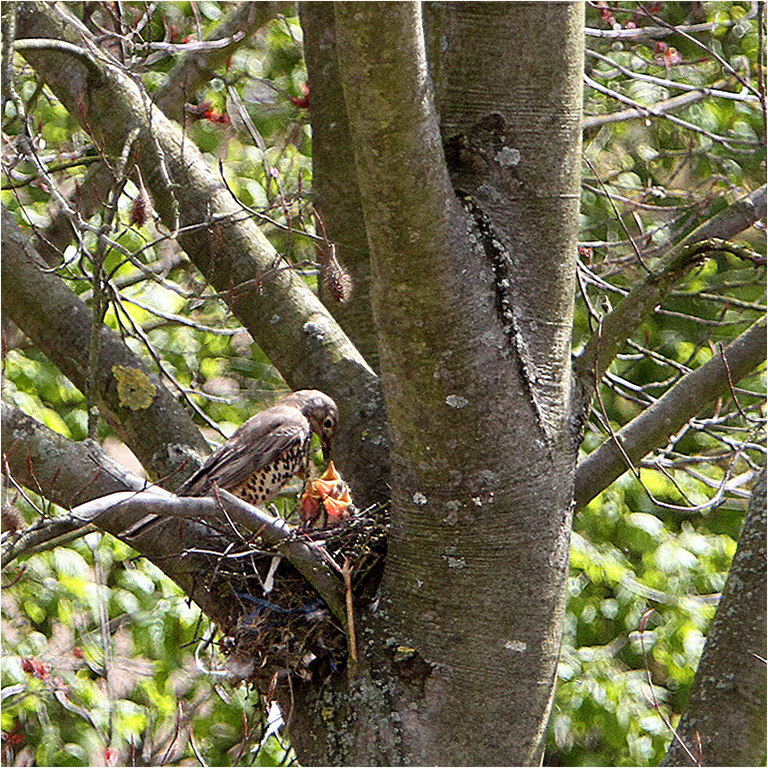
top-left (394, 645), bottom-right (416, 662)
top-left (112, 365), bottom-right (156, 410)
top-left (320, 706), bottom-right (335, 723)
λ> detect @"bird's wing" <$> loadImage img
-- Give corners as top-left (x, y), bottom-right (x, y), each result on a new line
top-left (178, 407), bottom-right (310, 496)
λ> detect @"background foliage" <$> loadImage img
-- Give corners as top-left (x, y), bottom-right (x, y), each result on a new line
top-left (2, 1), bottom-right (765, 765)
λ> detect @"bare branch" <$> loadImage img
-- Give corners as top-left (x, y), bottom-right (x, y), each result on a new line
top-left (687, 185), bottom-right (766, 242)
top-left (584, 17), bottom-right (750, 41)
top-left (31, 2), bottom-right (283, 263)
top-left (585, 50), bottom-right (759, 103)
top-left (574, 319), bottom-right (766, 510)
top-left (31, 161), bottom-right (116, 266)
top-left (634, 5), bottom-right (762, 100)
top-left (583, 86), bottom-right (719, 131)
top-left (154, 2), bottom-right (291, 121)
top-left (2, 403), bottom-right (153, 506)
top-left (1, 2), bottom-right (18, 115)
top-left (1, 402), bottom-right (177, 562)
top-left (1, 206), bottom-right (209, 484)
top-left (573, 186), bottom-right (767, 394)
top-left (12, 37), bottom-right (104, 72)
top-left (584, 73), bottom-right (759, 148)
top-left (14, 0), bottom-right (389, 506)
top-left (3, 489), bottom-right (346, 624)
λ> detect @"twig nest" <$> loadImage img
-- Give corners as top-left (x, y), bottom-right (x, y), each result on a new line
top-left (215, 479), bottom-right (389, 693)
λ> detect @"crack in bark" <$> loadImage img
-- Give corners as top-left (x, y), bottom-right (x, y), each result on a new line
top-left (457, 190), bottom-right (550, 445)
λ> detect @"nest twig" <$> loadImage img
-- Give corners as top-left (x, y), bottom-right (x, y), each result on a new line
top-left (213, 501), bottom-right (390, 691)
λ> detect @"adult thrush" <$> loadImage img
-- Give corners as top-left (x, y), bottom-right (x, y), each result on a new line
top-left (123, 390), bottom-right (338, 539)
top-left (178, 389), bottom-right (338, 504)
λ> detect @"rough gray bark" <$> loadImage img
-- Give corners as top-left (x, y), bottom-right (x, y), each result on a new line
top-left (282, 4), bottom-right (584, 765)
top-left (13, 0), bottom-right (389, 507)
top-left (663, 468), bottom-right (767, 767)
top-left (301, 2), bottom-right (379, 368)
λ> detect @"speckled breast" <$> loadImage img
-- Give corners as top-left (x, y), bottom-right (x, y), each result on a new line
top-left (232, 439), bottom-right (311, 504)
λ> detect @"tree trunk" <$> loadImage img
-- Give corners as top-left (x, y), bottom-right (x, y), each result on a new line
top-left (302, 2), bottom-right (379, 368)
top-left (5, 2), bottom-right (766, 765)
top-left (663, 468), bottom-right (767, 767)
top-left (283, 4), bottom-right (584, 764)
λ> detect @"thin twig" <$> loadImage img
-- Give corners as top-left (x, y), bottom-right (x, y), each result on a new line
top-left (635, 5), bottom-right (762, 99)
top-left (638, 609), bottom-right (702, 766)
top-left (342, 556), bottom-right (358, 673)
top-left (586, 50), bottom-right (758, 101)
top-left (585, 73), bottom-right (761, 149)
top-left (583, 153), bottom-right (651, 273)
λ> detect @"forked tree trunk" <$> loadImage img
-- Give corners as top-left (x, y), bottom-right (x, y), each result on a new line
top-left (5, 1), bottom-right (764, 764)
top-left (286, 4), bottom-right (584, 764)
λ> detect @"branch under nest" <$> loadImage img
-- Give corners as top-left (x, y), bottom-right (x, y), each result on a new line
top-left (2, 487), bottom-right (390, 691)
top-left (195, 498), bottom-right (390, 690)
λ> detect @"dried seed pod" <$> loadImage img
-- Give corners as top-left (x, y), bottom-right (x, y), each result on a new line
top-left (1, 503), bottom-right (24, 535)
top-left (323, 246), bottom-right (353, 303)
top-left (129, 187), bottom-right (153, 227)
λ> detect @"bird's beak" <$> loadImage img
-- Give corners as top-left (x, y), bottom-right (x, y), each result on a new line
top-left (321, 435), bottom-right (332, 459)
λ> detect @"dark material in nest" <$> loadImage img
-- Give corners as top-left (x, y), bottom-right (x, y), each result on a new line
top-left (220, 502), bottom-right (390, 691)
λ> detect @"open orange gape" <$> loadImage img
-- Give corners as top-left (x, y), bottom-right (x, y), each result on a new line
top-left (299, 461), bottom-right (356, 529)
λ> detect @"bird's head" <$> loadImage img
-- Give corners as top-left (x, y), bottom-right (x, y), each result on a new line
top-left (283, 389), bottom-right (339, 458)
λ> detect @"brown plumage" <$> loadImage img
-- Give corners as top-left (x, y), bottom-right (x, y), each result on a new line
top-left (177, 390), bottom-right (338, 505)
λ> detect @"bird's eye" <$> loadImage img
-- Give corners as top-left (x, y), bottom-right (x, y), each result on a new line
top-left (323, 418), bottom-right (334, 430)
